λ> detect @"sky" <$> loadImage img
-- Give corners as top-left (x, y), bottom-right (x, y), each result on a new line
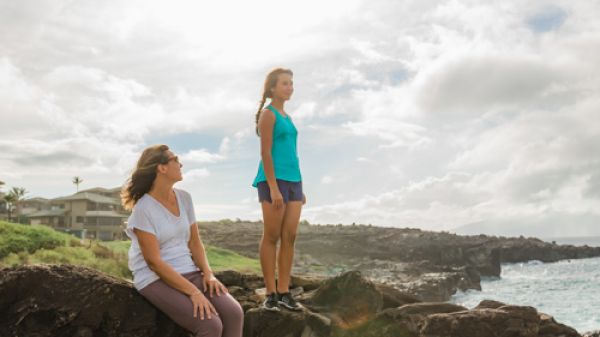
top-left (1, 0), bottom-right (599, 237)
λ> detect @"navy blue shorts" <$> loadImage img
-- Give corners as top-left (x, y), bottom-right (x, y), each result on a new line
top-left (257, 179), bottom-right (303, 203)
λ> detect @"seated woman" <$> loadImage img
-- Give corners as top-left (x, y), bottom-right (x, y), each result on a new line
top-left (122, 144), bottom-right (243, 337)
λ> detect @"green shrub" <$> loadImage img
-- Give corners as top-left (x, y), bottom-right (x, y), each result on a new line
top-left (0, 221), bottom-right (260, 279)
top-left (0, 221), bottom-right (74, 258)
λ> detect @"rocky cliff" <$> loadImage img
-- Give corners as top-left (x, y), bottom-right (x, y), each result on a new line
top-left (199, 221), bottom-right (600, 301)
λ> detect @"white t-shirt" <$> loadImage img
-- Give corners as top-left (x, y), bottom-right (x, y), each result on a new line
top-left (125, 188), bottom-right (199, 290)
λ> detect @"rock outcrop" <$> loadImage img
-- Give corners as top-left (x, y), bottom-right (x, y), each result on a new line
top-left (583, 331), bottom-right (600, 337)
top-left (0, 264), bottom-right (586, 337)
top-left (0, 264), bottom-right (188, 337)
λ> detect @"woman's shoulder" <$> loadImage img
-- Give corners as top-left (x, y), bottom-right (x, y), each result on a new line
top-left (131, 194), bottom-right (151, 211)
top-left (261, 107), bottom-right (276, 119)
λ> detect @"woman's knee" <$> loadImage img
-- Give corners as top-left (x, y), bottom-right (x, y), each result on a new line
top-left (190, 316), bottom-right (223, 337)
top-left (281, 230), bottom-right (297, 246)
top-left (230, 300), bottom-right (244, 323)
top-left (261, 230), bottom-right (281, 245)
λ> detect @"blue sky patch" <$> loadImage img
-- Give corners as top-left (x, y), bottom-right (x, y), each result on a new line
top-left (527, 6), bottom-right (567, 33)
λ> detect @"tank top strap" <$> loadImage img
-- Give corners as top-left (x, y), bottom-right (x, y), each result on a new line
top-left (267, 104), bottom-right (287, 119)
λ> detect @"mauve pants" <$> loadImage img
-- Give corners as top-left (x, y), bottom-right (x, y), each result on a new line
top-left (139, 271), bottom-right (244, 337)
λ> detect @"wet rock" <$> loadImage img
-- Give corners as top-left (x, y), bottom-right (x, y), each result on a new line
top-left (583, 331), bottom-right (600, 337)
top-left (538, 312), bottom-right (580, 337)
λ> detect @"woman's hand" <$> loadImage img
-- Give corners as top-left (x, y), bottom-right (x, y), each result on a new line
top-left (203, 272), bottom-right (229, 298)
top-left (303, 193), bottom-right (307, 205)
top-left (270, 188), bottom-right (284, 209)
top-left (190, 290), bottom-right (218, 320)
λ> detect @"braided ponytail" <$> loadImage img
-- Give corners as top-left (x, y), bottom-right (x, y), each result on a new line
top-left (255, 93), bottom-right (268, 135)
top-left (255, 68), bottom-right (293, 136)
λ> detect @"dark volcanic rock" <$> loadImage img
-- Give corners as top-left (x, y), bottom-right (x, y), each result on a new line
top-left (244, 308), bottom-right (331, 337)
top-left (583, 331), bottom-right (600, 337)
top-left (538, 312), bottom-right (580, 337)
top-left (375, 283), bottom-right (421, 309)
top-left (376, 303), bottom-right (468, 335)
top-left (199, 221), bottom-right (600, 303)
top-left (421, 305), bottom-right (541, 337)
top-left (309, 271), bottom-right (382, 326)
top-left (475, 299), bottom-right (508, 309)
top-left (473, 301), bottom-right (580, 337)
top-left (0, 264), bottom-right (587, 337)
top-left (0, 264), bottom-right (188, 337)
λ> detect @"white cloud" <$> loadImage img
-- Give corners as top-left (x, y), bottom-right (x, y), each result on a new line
top-left (343, 118), bottom-right (432, 149)
top-left (184, 168), bottom-right (210, 182)
top-left (181, 149), bottom-right (224, 165)
top-left (321, 176), bottom-right (333, 184)
top-left (2, 0), bottom-right (600, 236)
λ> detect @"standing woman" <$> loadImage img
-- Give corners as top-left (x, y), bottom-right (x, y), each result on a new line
top-left (252, 68), bottom-right (305, 311)
top-left (122, 144), bottom-right (243, 337)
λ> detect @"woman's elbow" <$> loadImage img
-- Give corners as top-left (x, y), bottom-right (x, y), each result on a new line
top-left (145, 257), bottom-right (163, 271)
top-left (260, 150), bottom-right (272, 160)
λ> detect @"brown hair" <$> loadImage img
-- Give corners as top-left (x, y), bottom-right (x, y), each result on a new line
top-left (255, 68), bottom-right (293, 135)
top-left (121, 144), bottom-right (170, 210)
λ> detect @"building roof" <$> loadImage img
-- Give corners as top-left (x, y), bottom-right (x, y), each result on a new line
top-left (85, 210), bottom-right (129, 218)
top-left (80, 187), bottom-right (121, 194)
top-left (53, 192), bottom-right (121, 205)
top-left (23, 197), bottom-right (51, 204)
top-left (26, 209), bottom-right (67, 218)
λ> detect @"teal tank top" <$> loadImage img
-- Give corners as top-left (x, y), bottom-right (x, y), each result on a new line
top-left (252, 105), bottom-right (302, 187)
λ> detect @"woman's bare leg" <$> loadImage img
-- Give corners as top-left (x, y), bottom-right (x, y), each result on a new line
top-left (260, 201), bottom-right (286, 294)
top-left (277, 201), bottom-right (302, 293)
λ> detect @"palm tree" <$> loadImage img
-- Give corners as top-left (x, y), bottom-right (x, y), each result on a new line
top-left (10, 187), bottom-right (27, 223)
top-left (73, 176), bottom-right (83, 192)
top-left (3, 192), bottom-right (16, 222)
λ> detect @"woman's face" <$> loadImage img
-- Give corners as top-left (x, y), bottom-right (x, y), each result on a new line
top-left (271, 73), bottom-right (294, 101)
top-left (158, 150), bottom-right (183, 182)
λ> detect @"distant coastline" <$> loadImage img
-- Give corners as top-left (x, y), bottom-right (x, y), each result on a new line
top-left (541, 236), bottom-right (600, 247)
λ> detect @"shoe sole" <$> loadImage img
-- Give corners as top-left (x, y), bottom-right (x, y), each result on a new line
top-left (278, 301), bottom-right (303, 311)
top-left (262, 305), bottom-right (280, 312)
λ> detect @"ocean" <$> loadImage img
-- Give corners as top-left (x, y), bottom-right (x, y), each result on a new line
top-left (450, 237), bottom-right (600, 334)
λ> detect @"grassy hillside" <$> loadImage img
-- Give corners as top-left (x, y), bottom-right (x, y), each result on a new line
top-left (0, 221), bottom-right (260, 280)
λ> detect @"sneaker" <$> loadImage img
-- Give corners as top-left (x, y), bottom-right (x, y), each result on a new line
top-left (262, 292), bottom-right (280, 311)
top-left (278, 292), bottom-right (302, 311)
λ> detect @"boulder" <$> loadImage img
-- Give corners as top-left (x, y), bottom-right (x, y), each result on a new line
top-left (538, 312), bottom-right (580, 337)
top-left (583, 331), bottom-right (600, 337)
top-left (375, 283), bottom-right (421, 309)
top-left (421, 305), bottom-right (540, 337)
top-left (378, 302), bottom-right (468, 335)
top-left (244, 307), bottom-right (331, 337)
top-left (0, 264), bottom-right (188, 337)
top-left (308, 271), bottom-right (382, 327)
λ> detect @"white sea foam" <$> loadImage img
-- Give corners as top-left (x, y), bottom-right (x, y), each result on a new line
top-left (451, 255), bottom-right (600, 333)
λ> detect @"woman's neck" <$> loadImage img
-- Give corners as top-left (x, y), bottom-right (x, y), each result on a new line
top-left (149, 179), bottom-right (174, 200)
top-left (270, 98), bottom-right (285, 112)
